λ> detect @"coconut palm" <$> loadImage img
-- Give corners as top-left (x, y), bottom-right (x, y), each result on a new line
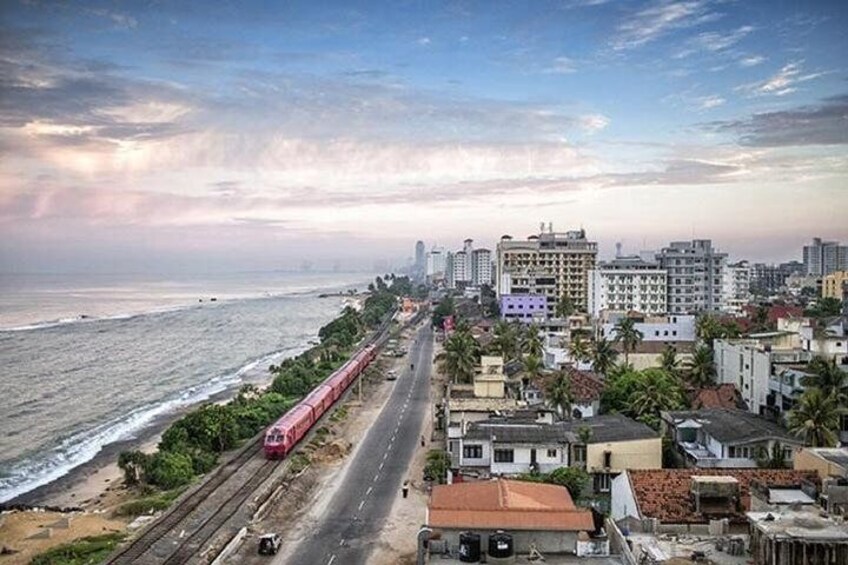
top-left (567, 334), bottom-right (592, 365)
top-left (801, 357), bottom-right (848, 403)
top-left (789, 388), bottom-right (843, 447)
top-left (628, 369), bottom-right (687, 429)
top-left (523, 353), bottom-right (544, 381)
top-left (492, 320), bottom-right (519, 361)
top-left (686, 345), bottom-right (715, 387)
top-left (591, 337), bottom-right (618, 376)
top-left (613, 317), bottom-right (643, 365)
top-left (439, 328), bottom-right (479, 384)
top-left (546, 372), bottom-right (572, 418)
top-left (659, 345), bottom-right (680, 377)
top-left (522, 324), bottom-right (544, 359)
top-left (555, 295), bottom-right (575, 318)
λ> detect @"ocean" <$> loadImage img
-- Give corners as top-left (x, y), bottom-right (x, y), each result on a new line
top-left (0, 271), bottom-right (372, 503)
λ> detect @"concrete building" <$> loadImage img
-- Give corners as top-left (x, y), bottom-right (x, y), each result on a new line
top-left (656, 239), bottom-right (727, 314)
top-left (661, 409), bottom-right (803, 469)
top-left (499, 294), bottom-right (548, 323)
top-left (426, 246), bottom-right (447, 280)
top-left (823, 270), bottom-right (848, 300)
top-left (804, 237), bottom-right (848, 276)
top-left (794, 448), bottom-right (848, 515)
top-left (496, 227), bottom-right (598, 316)
top-left (748, 510), bottom-right (848, 565)
top-left (415, 240), bottom-right (425, 272)
top-left (723, 260), bottom-right (752, 315)
top-left (427, 479), bottom-right (596, 555)
top-left (452, 250), bottom-right (469, 286)
top-left (750, 261), bottom-right (804, 295)
top-left (470, 248), bottom-right (492, 287)
top-left (600, 313), bottom-right (696, 343)
top-left (587, 257), bottom-right (667, 317)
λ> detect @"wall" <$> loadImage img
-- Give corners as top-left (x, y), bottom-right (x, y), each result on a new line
top-left (794, 449), bottom-right (847, 478)
top-left (586, 438), bottom-right (662, 474)
top-left (611, 473), bottom-right (639, 522)
top-left (436, 527), bottom-right (580, 555)
top-left (489, 443), bottom-right (567, 475)
top-left (602, 316), bottom-right (695, 342)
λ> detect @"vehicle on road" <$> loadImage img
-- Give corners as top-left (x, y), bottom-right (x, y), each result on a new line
top-left (386, 370), bottom-right (397, 381)
top-left (258, 533), bottom-right (282, 555)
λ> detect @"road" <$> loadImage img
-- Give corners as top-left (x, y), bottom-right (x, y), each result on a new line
top-left (277, 324), bottom-right (433, 565)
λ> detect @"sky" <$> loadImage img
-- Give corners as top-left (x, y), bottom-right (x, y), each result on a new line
top-left (1, 0), bottom-right (847, 273)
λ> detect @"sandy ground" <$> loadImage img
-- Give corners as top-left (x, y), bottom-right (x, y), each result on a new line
top-left (0, 510), bottom-right (126, 565)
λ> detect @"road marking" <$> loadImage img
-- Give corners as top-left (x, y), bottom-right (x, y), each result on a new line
top-left (379, 462), bottom-right (384, 470)
top-left (358, 500), bottom-right (365, 511)
top-left (383, 452), bottom-right (388, 460)
top-left (374, 473), bottom-right (379, 482)
top-left (328, 555), bottom-right (337, 565)
top-left (366, 486), bottom-right (373, 495)
top-left (339, 539), bottom-right (345, 546)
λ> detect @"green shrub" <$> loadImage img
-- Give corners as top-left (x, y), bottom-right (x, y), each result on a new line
top-left (30, 533), bottom-right (125, 565)
top-left (146, 451), bottom-right (195, 490)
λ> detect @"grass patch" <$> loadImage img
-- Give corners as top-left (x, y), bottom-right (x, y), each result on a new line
top-left (30, 532), bottom-right (126, 565)
top-left (329, 405), bottom-right (348, 423)
top-left (289, 452), bottom-right (310, 474)
top-left (113, 487), bottom-right (186, 518)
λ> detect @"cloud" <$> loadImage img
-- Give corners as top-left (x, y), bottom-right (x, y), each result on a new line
top-left (579, 114), bottom-right (611, 133)
top-left (738, 54), bottom-right (765, 67)
top-left (86, 8), bottom-right (138, 29)
top-left (736, 61), bottom-right (828, 97)
top-left (698, 95), bottom-right (725, 110)
top-left (543, 56), bottom-right (577, 74)
top-left (701, 94), bottom-right (848, 146)
top-left (612, 0), bottom-right (722, 51)
top-left (417, 37), bottom-right (431, 46)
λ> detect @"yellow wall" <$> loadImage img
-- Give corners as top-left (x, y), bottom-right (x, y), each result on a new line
top-left (794, 448), bottom-right (846, 478)
top-left (822, 271), bottom-right (848, 299)
top-left (473, 378), bottom-right (505, 398)
top-left (629, 353), bottom-right (694, 371)
top-left (586, 438), bottom-right (662, 473)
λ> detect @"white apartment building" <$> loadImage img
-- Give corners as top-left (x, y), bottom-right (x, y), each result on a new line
top-left (452, 251), bottom-right (468, 286)
top-left (656, 239), bottom-right (727, 314)
top-left (722, 260), bottom-right (752, 315)
top-left (426, 246), bottom-right (446, 279)
top-left (600, 314), bottom-right (696, 342)
top-left (587, 256), bottom-right (667, 317)
top-left (471, 248), bottom-right (492, 287)
top-left (496, 227), bottom-right (598, 316)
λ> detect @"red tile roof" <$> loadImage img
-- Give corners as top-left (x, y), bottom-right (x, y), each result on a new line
top-left (690, 384), bottom-right (744, 410)
top-left (566, 368), bottom-right (605, 403)
top-left (428, 478), bottom-right (595, 531)
top-left (627, 469), bottom-right (819, 524)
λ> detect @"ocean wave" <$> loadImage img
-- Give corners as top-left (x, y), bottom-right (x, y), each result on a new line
top-left (0, 346), bottom-right (301, 503)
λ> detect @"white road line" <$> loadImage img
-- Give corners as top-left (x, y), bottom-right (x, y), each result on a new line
top-left (379, 462), bottom-right (384, 470)
top-left (374, 473), bottom-right (379, 482)
top-left (383, 452), bottom-right (388, 460)
top-left (366, 486), bottom-right (373, 495)
top-left (339, 539), bottom-right (345, 546)
top-left (358, 500), bottom-right (365, 511)
top-left (328, 555), bottom-right (337, 565)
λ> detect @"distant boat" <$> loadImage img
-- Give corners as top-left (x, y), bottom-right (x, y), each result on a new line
top-left (210, 297), bottom-right (218, 302)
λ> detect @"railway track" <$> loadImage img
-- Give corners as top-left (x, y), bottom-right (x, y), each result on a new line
top-left (104, 313), bottom-right (400, 564)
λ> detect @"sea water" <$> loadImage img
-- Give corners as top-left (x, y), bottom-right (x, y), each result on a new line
top-left (0, 271), bottom-right (371, 502)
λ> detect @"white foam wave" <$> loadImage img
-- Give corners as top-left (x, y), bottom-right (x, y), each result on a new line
top-left (0, 347), bottom-right (300, 503)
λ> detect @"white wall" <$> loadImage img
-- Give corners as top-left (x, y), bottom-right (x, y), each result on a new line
top-left (601, 315), bottom-right (695, 342)
top-left (611, 472), bottom-right (639, 522)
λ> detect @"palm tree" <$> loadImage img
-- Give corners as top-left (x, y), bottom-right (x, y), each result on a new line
top-left (788, 388), bottom-right (843, 447)
top-left (686, 345), bottom-right (715, 387)
top-left (659, 345), bottom-right (679, 377)
top-left (567, 334), bottom-right (592, 365)
top-left (522, 324), bottom-right (544, 359)
top-left (439, 328), bottom-right (478, 384)
top-left (591, 337), bottom-right (618, 376)
top-left (546, 371), bottom-right (572, 418)
top-left (613, 317), bottom-right (643, 365)
top-left (801, 357), bottom-right (848, 403)
top-left (628, 369), bottom-right (686, 429)
top-left (523, 353), bottom-right (544, 381)
top-left (555, 295), bottom-right (575, 318)
top-left (492, 320), bottom-right (518, 361)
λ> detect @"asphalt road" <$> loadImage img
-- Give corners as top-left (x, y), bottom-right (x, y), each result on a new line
top-left (278, 323), bottom-right (433, 565)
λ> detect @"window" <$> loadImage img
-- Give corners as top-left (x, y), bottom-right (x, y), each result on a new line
top-left (494, 449), bottom-right (514, 463)
top-left (463, 445), bottom-right (483, 459)
top-left (594, 473), bottom-right (611, 492)
top-left (547, 448), bottom-right (557, 458)
top-left (603, 451), bottom-right (612, 468)
top-left (573, 445), bottom-right (586, 463)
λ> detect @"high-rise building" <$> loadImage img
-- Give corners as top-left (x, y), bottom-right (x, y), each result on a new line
top-left (415, 240), bottom-right (425, 272)
top-left (722, 260), bottom-right (752, 315)
top-left (446, 252), bottom-right (456, 289)
top-left (426, 246), bottom-right (446, 279)
top-left (496, 227), bottom-right (598, 316)
top-left (750, 261), bottom-right (803, 295)
top-left (803, 237), bottom-right (848, 276)
top-left (587, 256), bottom-right (667, 317)
top-left (471, 248), bottom-right (492, 287)
top-left (655, 239), bottom-right (727, 314)
top-left (452, 251), bottom-right (468, 286)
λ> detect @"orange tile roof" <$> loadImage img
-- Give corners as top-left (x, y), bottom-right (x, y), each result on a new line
top-left (627, 469), bottom-right (819, 524)
top-left (690, 384), bottom-right (744, 410)
top-left (428, 478), bottom-right (595, 531)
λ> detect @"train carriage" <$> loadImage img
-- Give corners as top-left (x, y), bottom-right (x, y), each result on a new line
top-left (301, 383), bottom-right (334, 420)
top-left (263, 404), bottom-right (314, 458)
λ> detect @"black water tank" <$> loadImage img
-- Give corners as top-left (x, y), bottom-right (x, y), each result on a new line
top-left (458, 532), bottom-right (481, 563)
top-left (488, 531), bottom-right (514, 558)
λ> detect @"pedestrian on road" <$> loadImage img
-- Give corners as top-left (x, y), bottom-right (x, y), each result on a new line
top-left (420, 435), bottom-right (425, 447)
top-left (402, 480), bottom-right (410, 499)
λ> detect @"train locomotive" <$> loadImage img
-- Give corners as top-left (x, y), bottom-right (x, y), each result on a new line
top-left (263, 343), bottom-right (379, 459)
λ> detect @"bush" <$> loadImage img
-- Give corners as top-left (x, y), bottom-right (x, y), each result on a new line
top-left (114, 488), bottom-right (185, 517)
top-left (30, 533), bottom-right (125, 565)
top-left (424, 450), bottom-right (450, 484)
top-left (516, 467), bottom-right (590, 500)
top-left (146, 451), bottom-right (195, 490)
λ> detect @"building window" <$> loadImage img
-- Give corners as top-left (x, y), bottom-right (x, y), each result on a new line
top-left (573, 445), bottom-right (586, 463)
top-left (494, 449), bottom-right (514, 463)
top-left (547, 448), bottom-right (557, 458)
top-left (603, 451), bottom-right (612, 468)
top-left (463, 445), bottom-right (483, 459)
top-left (594, 473), bottom-right (611, 492)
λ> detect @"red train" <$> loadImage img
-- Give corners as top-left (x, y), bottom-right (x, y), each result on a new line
top-left (264, 343), bottom-right (379, 459)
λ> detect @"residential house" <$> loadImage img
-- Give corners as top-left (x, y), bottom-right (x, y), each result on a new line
top-left (748, 509), bottom-right (848, 564)
top-left (661, 409), bottom-right (804, 469)
top-left (611, 340), bottom-right (695, 371)
top-left (426, 478), bottom-right (597, 555)
top-left (794, 447), bottom-right (848, 515)
top-left (689, 383), bottom-right (745, 410)
top-left (611, 468), bottom-right (819, 531)
top-left (599, 313), bottom-right (696, 342)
